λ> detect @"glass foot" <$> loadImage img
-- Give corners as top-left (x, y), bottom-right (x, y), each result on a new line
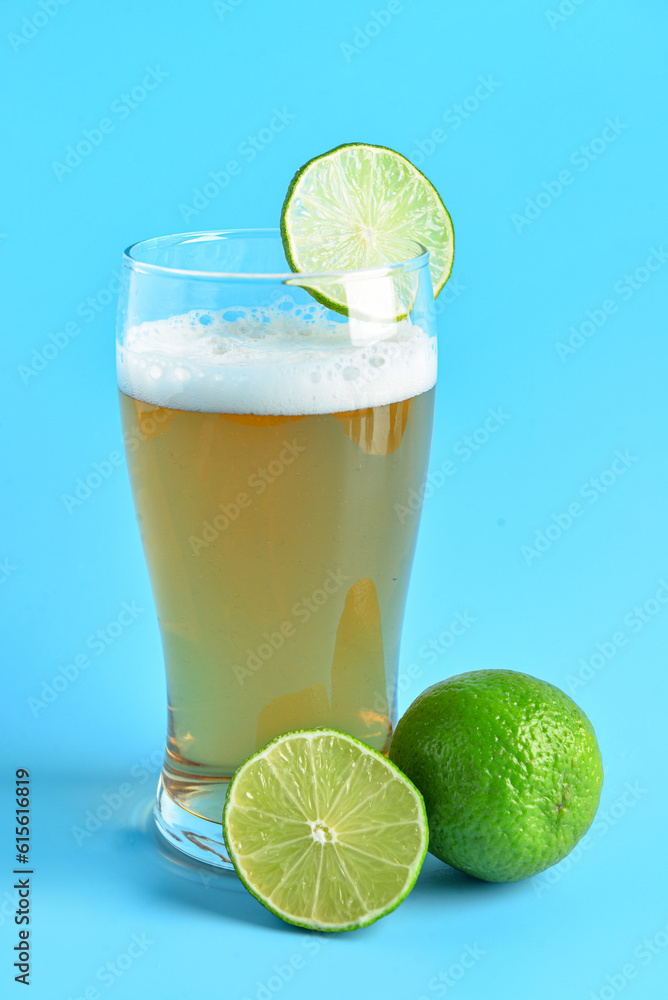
top-left (154, 774), bottom-right (234, 869)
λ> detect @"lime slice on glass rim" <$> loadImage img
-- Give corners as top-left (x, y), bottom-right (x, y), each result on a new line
top-left (222, 729), bottom-right (428, 932)
top-left (280, 142), bottom-right (454, 316)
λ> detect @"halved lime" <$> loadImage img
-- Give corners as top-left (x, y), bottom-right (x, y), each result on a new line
top-left (222, 728), bottom-right (428, 932)
top-left (280, 143), bottom-right (454, 315)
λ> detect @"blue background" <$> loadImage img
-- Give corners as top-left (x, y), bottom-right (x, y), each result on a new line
top-left (2, 1), bottom-right (668, 997)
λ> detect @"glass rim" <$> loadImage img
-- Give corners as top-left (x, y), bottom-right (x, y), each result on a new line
top-left (123, 228), bottom-right (430, 282)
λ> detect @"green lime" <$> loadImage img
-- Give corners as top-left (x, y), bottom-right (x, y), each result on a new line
top-left (223, 728), bottom-right (428, 931)
top-left (389, 670), bottom-right (603, 882)
top-left (280, 142), bottom-right (454, 315)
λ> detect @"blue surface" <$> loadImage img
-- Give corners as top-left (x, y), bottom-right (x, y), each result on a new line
top-left (2, 1), bottom-right (668, 997)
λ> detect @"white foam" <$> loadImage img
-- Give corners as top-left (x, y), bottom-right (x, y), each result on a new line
top-left (117, 298), bottom-right (436, 415)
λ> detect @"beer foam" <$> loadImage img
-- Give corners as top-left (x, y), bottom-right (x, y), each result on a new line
top-left (117, 298), bottom-right (436, 415)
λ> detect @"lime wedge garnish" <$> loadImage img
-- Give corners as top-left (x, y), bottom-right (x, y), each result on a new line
top-left (280, 142), bottom-right (454, 315)
top-left (222, 729), bottom-right (428, 932)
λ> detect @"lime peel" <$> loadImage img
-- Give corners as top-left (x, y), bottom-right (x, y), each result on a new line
top-left (280, 143), bottom-right (454, 317)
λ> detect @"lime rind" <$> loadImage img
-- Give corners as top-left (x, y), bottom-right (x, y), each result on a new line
top-left (222, 728), bottom-right (428, 932)
top-left (280, 143), bottom-right (454, 318)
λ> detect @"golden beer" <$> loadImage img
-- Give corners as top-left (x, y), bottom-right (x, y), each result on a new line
top-left (119, 385), bottom-right (435, 821)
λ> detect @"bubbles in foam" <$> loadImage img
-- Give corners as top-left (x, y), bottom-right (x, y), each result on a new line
top-left (117, 296), bottom-right (436, 415)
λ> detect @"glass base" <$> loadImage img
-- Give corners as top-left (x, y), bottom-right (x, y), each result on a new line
top-left (154, 773), bottom-right (234, 869)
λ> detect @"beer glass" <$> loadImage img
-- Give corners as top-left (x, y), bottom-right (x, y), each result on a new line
top-left (116, 230), bottom-right (437, 867)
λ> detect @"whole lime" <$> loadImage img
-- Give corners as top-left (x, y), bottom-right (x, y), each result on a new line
top-left (389, 669), bottom-right (603, 882)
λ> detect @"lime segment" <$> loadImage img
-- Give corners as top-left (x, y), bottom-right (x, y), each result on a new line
top-left (280, 143), bottom-right (454, 315)
top-left (223, 729), bottom-right (428, 931)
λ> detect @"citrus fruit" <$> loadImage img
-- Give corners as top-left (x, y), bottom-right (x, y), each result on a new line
top-left (280, 142), bottom-right (454, 315)
top-left (389, 670), bottom-right (603, 882)
top-left (222, 728), bottom-right (428, 931)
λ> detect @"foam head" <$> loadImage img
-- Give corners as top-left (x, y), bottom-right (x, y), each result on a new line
top-left (117, 298), bottom-right (437, 415)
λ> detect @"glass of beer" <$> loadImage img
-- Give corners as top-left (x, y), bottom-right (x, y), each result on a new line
top-left (117, 230), bottom-right (437, 867)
